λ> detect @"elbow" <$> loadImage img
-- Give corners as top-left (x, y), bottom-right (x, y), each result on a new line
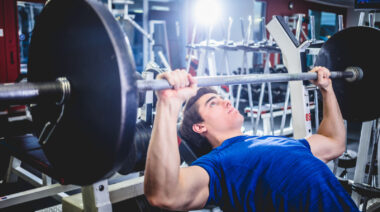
top-left (144, 186), bottom-right (160, 207)
top-left (144, 180), bottom-right (162, 208)
top-left (332, 139), bottom-right (346, 159)
top-left (145, 192), bottom-right (178, 210)
top-left (338, 142), bottom-right (346, 156)
top-left (332, 132), bottom-right (346, 157)
top-left (144, 177), bottom-right (183, 210)
top-left (337, 135), bottom-right (346, 155)
top-left (335, 144), bottom-right (345, 158)
top-left (145, 195), bottom-right (162, 208)
top-left (144, 181), bottom-right (179, 210)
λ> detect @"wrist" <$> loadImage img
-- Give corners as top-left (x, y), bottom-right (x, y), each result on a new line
top-left (156, 98), bottom-right (183, 114)
top-left (320, 85), bottom-right (334, 97)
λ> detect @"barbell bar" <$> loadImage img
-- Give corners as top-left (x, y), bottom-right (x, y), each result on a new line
top-left (0, 78), bottom-right (70, 105)
top-left (137, 67), bottom-right (362, 91)
top-left (1, 0), bottom-right (379, 186)
top-left (0, 67), bottom-right (363, 106)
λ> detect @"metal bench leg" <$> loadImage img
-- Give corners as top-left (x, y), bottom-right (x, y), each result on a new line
top-left (5, 156), bottom-right (21, 183)
top-left (82, 179), bottom-right (112, 212)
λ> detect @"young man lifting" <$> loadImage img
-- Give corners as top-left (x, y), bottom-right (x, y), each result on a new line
top-left (144, 66), bottom-right (359, 211)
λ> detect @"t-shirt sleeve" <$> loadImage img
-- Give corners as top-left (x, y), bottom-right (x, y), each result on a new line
top-left (298, 138), bottom-right (311, 150)
top-left (191, 153), bottom-right (222, 206)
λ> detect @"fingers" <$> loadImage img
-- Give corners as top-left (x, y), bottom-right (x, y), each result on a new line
top-left (157, 69), bottom-right (194, 90)
top-left (178, 70), bottom-right (189, 88)
top-left (309, 66), bottom-right (329, 81)
top-left (317, 68), bottom-right (324, 82)
top-left (309, 66), bottom-right (332, 90)
top-left (188, 74), bottom-right (198, 89)
top-left (311, 66), bottom-right (330, 75)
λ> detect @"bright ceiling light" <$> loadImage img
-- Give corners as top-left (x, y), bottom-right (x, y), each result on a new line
top-left (194, 0), bottom-right (221, 26)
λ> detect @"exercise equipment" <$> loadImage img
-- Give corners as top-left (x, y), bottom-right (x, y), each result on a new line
top-left (118, 119), bottom-right (152, 175)
top-left (314, 26), bottom-right (380, 122)
top-left (5, 0), bottom-right (137, 186)
top-left (0, 0), bottom-right (378, 185)
top-left (137, 67), bottom-right (362, 90)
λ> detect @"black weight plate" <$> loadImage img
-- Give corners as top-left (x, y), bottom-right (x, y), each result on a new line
top-left (118, 119), bottom-right (152, 175)
top-left (28, 0), bottom-right (138, 185)
top-left (315, 27), bottom-right (380, 122)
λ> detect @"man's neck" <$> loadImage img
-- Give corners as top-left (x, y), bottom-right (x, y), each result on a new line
top-left (208, 130), bottom-right (244, 148)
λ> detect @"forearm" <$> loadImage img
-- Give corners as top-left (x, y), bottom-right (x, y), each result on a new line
top-left (317, 87), bottom-right (346, 145)
top-left (144, 99), bottom-right (182, 200)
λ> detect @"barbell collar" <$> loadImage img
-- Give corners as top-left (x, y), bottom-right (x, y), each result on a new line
top-left (0, 78), bottom-right (70, 105)
top-left (56, 77), bottom-right (71, 105)
top-left (136, 68), bottom-right (361, 91)
top-left (344, 67), bottom-right (364, 82)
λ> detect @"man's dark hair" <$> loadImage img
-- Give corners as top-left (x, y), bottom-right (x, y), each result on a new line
top-left (179, 87), bottom-right (216, 158)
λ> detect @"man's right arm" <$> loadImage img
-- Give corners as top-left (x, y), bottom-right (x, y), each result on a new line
top-left (144, 70), bottom-right (209, 211)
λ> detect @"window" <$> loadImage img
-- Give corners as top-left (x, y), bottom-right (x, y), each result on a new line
top-left (308, 10), bottom-right (339, 41)
top-left (17, 1), bottom-right (44, 73)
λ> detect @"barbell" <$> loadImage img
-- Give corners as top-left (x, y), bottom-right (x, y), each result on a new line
top-left (0, 67), bottom-right (363, 104)
top-left (0, 0), bottom-right (379, 185)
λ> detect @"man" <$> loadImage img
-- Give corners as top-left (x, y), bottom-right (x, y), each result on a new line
top-left (144, 67), bottom-right (359, 211)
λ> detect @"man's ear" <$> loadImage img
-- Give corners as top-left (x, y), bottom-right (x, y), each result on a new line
top-left (192, 123), bottom-right (207, 134)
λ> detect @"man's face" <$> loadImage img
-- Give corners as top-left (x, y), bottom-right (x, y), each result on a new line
top-left (195, 93), bottom-right (244, 133)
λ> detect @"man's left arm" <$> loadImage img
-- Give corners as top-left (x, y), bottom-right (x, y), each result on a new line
top-left (306, 66), bottom-right (346, 163)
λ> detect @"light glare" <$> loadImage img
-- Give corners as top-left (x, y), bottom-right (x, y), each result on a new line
top-left (194, 0), bottom-right (221, 25)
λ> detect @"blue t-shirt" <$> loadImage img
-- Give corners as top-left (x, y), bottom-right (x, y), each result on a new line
top-left (191, 135), bottom-right (359, 212)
